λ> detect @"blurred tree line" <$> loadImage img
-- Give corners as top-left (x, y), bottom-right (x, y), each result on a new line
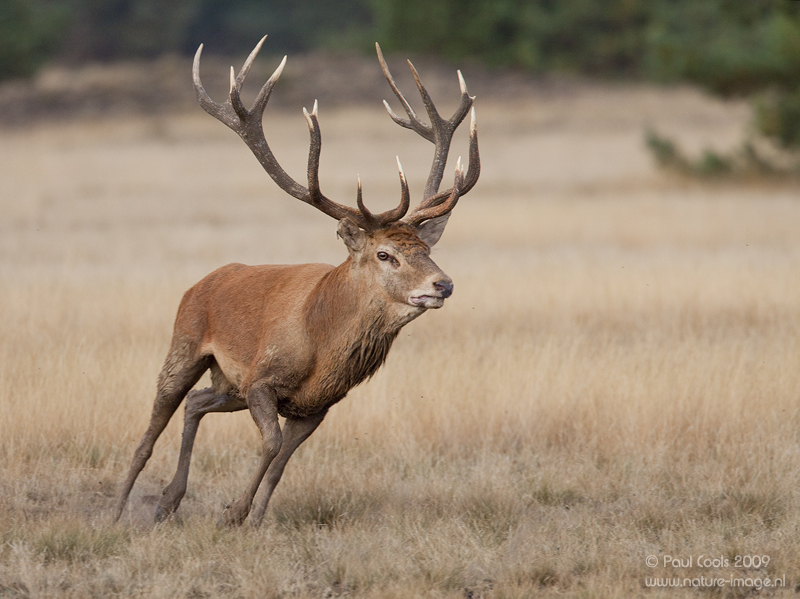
top-left (5, 0), bottom-right (800, 147)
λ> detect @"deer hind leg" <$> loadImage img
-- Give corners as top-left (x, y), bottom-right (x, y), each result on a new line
top-left (217, 382), bottom-right (282, 527)
top-left (114, 344), bottom-right (210, 523)
top-left (155, 386), bottom-right (247, 522)
top-left (249, 409), bottom-right (327, 527)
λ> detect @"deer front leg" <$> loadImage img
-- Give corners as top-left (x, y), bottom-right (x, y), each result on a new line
top-left (217, 383), bottom-right (282, 527)
top-left (155, 387), bottom-right (247, 522)
top-left (249, 409), bottom-right (327, 527)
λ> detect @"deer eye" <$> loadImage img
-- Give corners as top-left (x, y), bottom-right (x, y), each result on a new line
top-left (377, 251), bottom-right (390, 261)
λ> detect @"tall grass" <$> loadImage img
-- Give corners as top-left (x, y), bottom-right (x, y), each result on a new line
top-left (1, 90), bottom-right (799, 596)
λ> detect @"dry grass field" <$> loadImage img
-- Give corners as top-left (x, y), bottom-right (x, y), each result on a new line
top-left (1, 58), bottom-right (799, 597)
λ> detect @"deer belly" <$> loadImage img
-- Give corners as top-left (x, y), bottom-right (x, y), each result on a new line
top-left (207, 348), bottom-right (247, 393)
top-left (276, 389), bottom-right (348, 419)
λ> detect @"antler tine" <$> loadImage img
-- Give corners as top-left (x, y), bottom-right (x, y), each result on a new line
top-left (234, 36), bottom-right (287, 119)
top-left (375, 157), bottom-right (411, 225)
top-left (392, 157), bottom-right (411, 221)
top-left (452, 71), bottom-right (474, 128)
top-left (302, 102), bottom-right (321, 197)
top-left (229, 66), bottom-right (249, 121)
top-left (251, 55), bottom-right (286, 115)
top-left (403, 161), bottom-right (464, 227)
top-left (355, 176), bottom-right (378, 227)
top-left (235, 35), bottom-right (267, 89)
top-left (407, 59), bottom-right (471, 133)
top-left (302, 101), bottom-right (370, 224)
top-left (376, 43), bottom-right (433, 142)
top-left (193, 44), bottom-right (237, 130)
top-left (353, 158), bottom-right (410, 228)
top-left (229, 36), bottom-right (274, 122)
top-left (407, 106), bottom-right (480, 215)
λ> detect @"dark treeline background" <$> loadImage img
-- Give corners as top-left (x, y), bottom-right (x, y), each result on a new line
top-left (5, 0), bottom-right (800, 146)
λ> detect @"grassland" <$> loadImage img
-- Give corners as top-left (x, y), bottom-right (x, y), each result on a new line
top-left (1, 65), bottom-right (799, 597)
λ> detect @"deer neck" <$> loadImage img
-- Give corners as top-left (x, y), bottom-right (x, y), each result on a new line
top-left (304, 258), bottom-right (415, 389)
top-left (306, 258), bottom-right (411, 341)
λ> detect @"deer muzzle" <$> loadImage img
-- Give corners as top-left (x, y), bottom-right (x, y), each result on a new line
top-left (409, 278), bottom-right (454, 309)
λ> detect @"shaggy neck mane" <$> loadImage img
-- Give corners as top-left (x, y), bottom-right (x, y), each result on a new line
top-left (305, 258), bottom-right (401, 401)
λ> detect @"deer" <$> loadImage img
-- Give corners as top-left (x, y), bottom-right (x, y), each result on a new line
top-left (114, 35), bottom-right (479, 528)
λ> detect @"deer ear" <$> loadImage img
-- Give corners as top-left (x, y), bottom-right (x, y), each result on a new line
top-left (415, 214), bottom-right (451, 248)
top-left (337, 218), bottom-right (367, 251)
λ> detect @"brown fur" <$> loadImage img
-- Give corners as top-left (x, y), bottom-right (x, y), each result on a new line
top-left (115, 222), bottom-right (454, 527)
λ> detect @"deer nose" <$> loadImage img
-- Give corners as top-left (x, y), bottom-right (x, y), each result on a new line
top-left (434, 280), bottom-right (454, 298)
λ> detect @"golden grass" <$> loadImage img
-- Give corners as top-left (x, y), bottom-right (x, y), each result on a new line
top-left (1, 83), bottom-right (799, 597)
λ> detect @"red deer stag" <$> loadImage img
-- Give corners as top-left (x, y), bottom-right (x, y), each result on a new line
top-left (114, 36), bottom-right (479, 527)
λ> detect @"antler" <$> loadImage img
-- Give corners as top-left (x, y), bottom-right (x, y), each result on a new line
top-left (192, 36), bottom-right (409, 231)
top-left (375, 43), bottom-right (480, 227)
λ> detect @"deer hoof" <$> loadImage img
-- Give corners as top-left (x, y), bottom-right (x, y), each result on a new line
top-left (154, 484), bottom-right (184, 522)
top-left (217, 500), bottom-right (249, 528)
top-left (155, 499), bottom-right (178, 523)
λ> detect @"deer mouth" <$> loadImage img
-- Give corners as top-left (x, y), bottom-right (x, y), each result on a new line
top-left (409, 294), bottom-right (445, 309)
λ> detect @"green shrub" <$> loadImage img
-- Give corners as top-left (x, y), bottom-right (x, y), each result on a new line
top-left (371, 0), bottom-right (651, 75)
top-left (0, 0), bottom-right (67, 80)
top-left (644, 1), bottom-right (800, 95)
top-left (756, 89), bottom-right (800, 148)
